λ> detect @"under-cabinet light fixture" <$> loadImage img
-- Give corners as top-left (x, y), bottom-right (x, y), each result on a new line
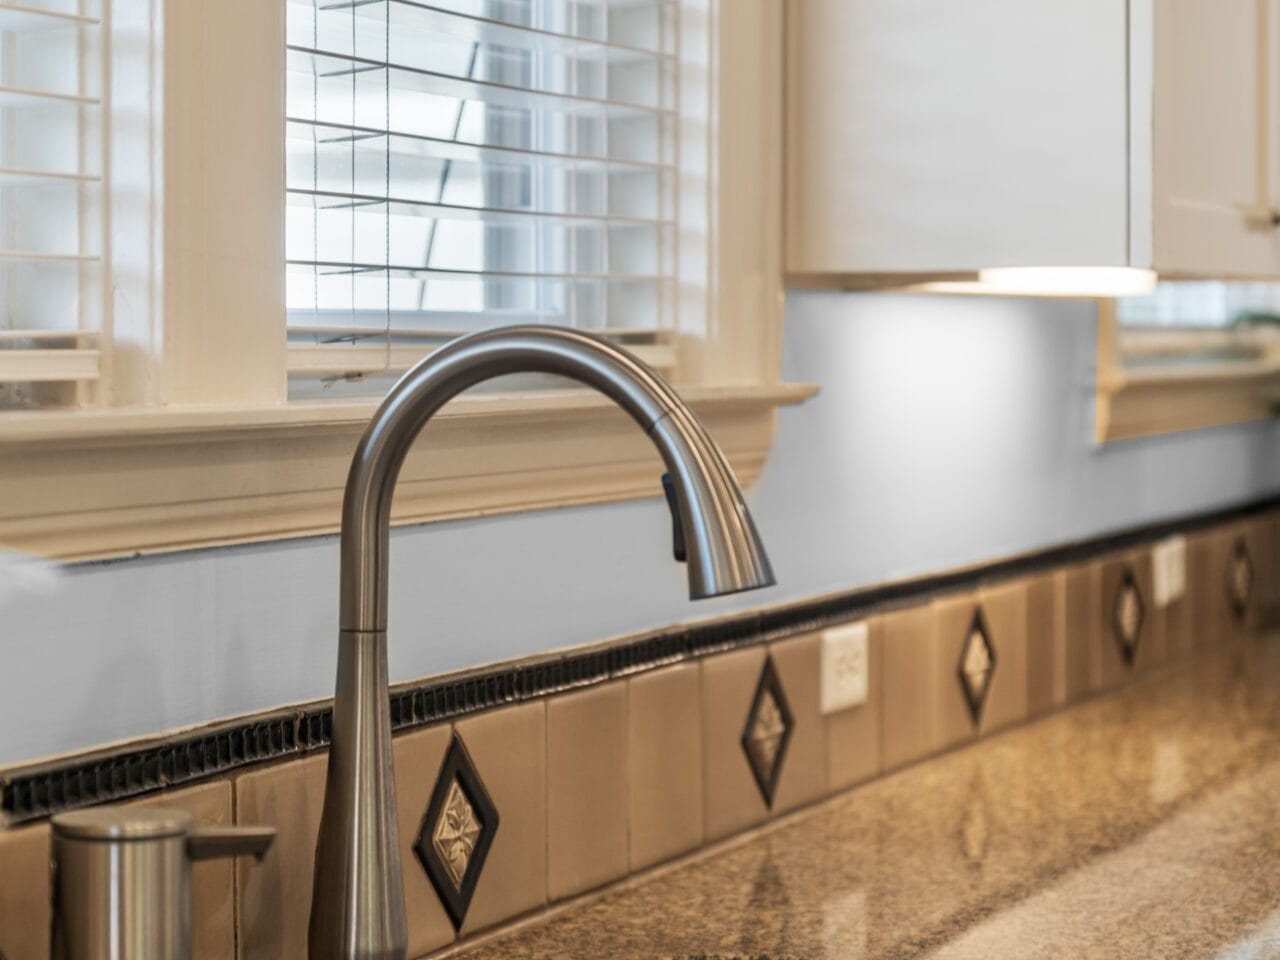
top-left (913, 267), bottom-right (1158, 299)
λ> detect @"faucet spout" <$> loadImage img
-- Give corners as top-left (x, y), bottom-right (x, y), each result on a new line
top-left (308, 326), bottom-right (774, 959)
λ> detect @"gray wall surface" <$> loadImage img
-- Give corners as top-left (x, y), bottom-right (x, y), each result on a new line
top-left (3, 291), bottom-right (1278, 765)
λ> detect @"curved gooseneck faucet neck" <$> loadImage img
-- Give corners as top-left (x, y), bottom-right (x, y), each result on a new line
top-left (309, 326), bottom-right (773, 960)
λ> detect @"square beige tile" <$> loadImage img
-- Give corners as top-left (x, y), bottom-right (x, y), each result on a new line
top-left (392, 724), bottom-right (455, 956)
top-left (1159, 537), bottom-right (1194, 664)
top-left (132, 781), bottom-right (235, 960)
top-left (1254, 512), bottom-right (1280, 631)
top-left (977, 580), bottom-right (1029, 734)
top-left (0, 821), bottom-right (50, 960)
top-left (880, 602), bottom-right (938, 770)
top-left (826, 617), bottom-right (883, 792)
top-left (455, 701), bottom-right (547, 937)
top-left (546, 682), bottom-right (628, 901)
top-left (1025, 572), bottom-right (1061, 717)
top-left (701, 645), bottom-right (769, 842)
top-left (629, 661), bottom-right (703, 868)
top-left (768, 633), bottom-right (827, 813)
top-left (1161, 592), bottom-right (1194, 664)
top-left (1061, 562), bottom-right (1100, 700)
top-left (1189, 527), bottom-right (1231, 652)
top-left (934, 592), bottom-right (981, 751)
top-left (236, 753), bottom-right (327, 960)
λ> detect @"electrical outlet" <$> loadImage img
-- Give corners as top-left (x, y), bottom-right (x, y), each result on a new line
top-left (821, 621), bottom-right (869, 714)
top-left (1153, 535), bottom-right (1186, 608)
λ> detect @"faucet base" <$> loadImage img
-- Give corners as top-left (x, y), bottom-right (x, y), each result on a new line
top-left (309, 628), bottom-right (407, 960)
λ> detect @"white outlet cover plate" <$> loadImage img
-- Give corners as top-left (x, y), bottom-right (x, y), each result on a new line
top-left (820, 620), bottom-right (869, 715)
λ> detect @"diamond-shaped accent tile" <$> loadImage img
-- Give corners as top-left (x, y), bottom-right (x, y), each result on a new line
top-left (957, 609), bottom-right (996, 726)
top-left (1112, 568), bottom-right (1145, 667)
top-left (414, 734), bottom-right (499, 931)
top-left (1227, 539), bottom-right (1254, 622)
top-left (740, 656), bottom-right (794, 808)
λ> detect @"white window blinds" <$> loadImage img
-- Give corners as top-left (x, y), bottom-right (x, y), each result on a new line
top-left (285, 0), bottom-right (679, 398)
top-left (0, 1), bottom-right (106, 410)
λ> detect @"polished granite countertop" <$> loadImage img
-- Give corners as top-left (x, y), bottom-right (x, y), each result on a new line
top-left (451, 639), bottom-right (1280, 959)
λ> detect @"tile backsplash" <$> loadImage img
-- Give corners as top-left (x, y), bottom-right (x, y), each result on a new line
top-left (1, 505), bottom-right (1278, 959)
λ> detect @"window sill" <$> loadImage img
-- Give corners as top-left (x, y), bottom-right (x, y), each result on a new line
top-left (1096, 306), bottom-right (1280, 441)
top-left (0, 382), bottom-right (817, 561)
top-left (1096, 362), bottom-right (1280, 441)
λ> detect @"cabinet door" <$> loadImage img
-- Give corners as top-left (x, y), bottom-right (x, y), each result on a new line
top-left (786, 0), bottom-right (1130, 277)
top-left (1151, 0), bottom-right (1280, 278)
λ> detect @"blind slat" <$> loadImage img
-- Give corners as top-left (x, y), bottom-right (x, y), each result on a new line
top-left (286, 187), bottom-right (671, 228)
top-left (0, 167), bottom-right (100, 185)
top-left (0, 348), bottom-right (99, 383)
top-left (309, 0), bottom-right (672, 57)
top-left (287, 118), bottom-right (674, 172)
top-left (0, 3), bottom-right (101, 32)
top-left (384, 0), bottom-right (671, 60)
top-left (287, 338), bottom-right (674, 377)
top-left (289, 323), bottom-right (664, 339)
top-left (0, 84), bottom-right (99, 109)
top-left (289, 259), bottom-right (666, 282)
top-left (287, 46), bottom-right (673, 118)
top-left (0, 251), bottom-right (99, 264)
top-left (0, 328), bottom-right (96, 342)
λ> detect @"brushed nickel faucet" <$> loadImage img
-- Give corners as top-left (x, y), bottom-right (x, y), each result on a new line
top-left (308, 326), bottom-right (775, 959)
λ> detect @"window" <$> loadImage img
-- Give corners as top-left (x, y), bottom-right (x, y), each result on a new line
top-left (0, 0), bottom-right (807, 561)
top-left (0, 1), bottom-right (106, 410)
top-left (1097, 281), bottom-right (1280, 441)
top-left (284, 0), bottom-right (679, 399)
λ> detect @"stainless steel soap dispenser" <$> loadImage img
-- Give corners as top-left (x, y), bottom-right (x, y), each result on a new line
top-left (51, 806), bottom-right (274, 959)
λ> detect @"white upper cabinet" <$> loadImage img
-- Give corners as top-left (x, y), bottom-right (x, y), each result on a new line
top-left (786, 0), bottom-right (1280, 283)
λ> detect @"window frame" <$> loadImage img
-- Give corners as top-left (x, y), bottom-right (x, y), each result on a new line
top-left (0, 0), bottom-right (813, 562)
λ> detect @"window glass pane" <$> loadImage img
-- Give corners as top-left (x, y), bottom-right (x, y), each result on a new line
top-left (1113, 281), bottom-right (1280, 372)
top-left (1116, 281), bottom-right (1280, 329)
top-left (285, 0), bottom-right (679, 400)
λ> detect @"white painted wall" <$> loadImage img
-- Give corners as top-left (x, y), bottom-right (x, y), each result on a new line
top-left (4, 291), bottom-right (1279, 765)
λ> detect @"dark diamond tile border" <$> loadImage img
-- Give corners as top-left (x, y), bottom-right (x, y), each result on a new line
top-left (1, 495), bottom-right (1277, 828)
top-left (414, 734), bottom-right (499, 931)
top-left (1227, 537), bottom-right (1254, 622)
top-left (740, 656), bottom-right (794, 808)
top-left (957, 608), bottom-right (996, 726)
top-left (1112, 567), bottom-right (1145, 667)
